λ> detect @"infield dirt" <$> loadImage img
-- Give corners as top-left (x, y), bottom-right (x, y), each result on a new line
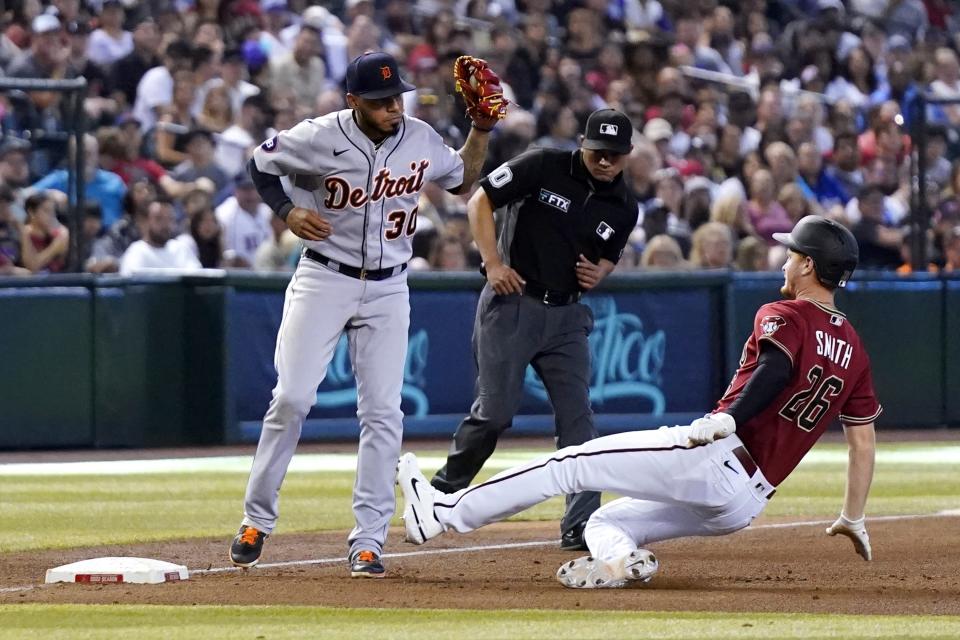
top-left (3, 517), bottom-right (957, 615)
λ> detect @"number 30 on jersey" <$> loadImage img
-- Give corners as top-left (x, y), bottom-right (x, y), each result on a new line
top-left (385, 206), bottom-right (418, 240)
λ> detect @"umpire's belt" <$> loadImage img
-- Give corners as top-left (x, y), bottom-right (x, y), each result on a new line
top-left (522, 282), bottom-right (581, 306)
top-left (304, 249), bottom-right (407, 281)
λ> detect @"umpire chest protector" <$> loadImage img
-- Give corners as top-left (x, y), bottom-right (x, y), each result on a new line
top-left (483, 149), bottom-right (637, 294)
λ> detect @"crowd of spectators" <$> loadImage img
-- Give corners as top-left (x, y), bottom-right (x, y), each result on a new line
top-left (1, 0), bottom-right (960, 277)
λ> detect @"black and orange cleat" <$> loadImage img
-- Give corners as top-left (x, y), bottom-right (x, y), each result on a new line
top-left (230, 525), bottom-right (267, 568)
top-left (349, 550), bottom-right (385, 578)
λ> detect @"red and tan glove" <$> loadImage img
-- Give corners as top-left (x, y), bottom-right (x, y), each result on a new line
top-left (453, 55), bottom-right (509, 131)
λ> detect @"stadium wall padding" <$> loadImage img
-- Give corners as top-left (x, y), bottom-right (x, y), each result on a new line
top-left (0, 270), bottom-right (955, 449)
top-left (0, 286), bottom-right (93, 448)
top-left (945, 277), bottom-right (960, 424)
top-left (93, 280), bottom-right (191, 447)
top-left (838, 276), bottom-right (944, 429)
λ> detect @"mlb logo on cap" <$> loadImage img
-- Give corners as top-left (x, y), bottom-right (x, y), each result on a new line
top-left (582, 108), bottom-right (632, 154)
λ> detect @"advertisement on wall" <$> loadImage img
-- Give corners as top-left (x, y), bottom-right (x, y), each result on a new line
top-left (228, 286), bottom-right (722, 440)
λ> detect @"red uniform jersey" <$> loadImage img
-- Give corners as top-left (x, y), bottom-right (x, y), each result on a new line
top-left (715, 298), bottom-right (882, 486)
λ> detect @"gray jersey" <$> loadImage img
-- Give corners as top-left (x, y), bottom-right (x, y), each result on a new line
top-left (252, 109), bottom-right (464, 270)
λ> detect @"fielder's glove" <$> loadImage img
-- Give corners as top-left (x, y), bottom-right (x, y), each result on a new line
top-left (453, 55), bottom-right (509, 131)
top-left (826, 513), bottom-right (872, 561)
top-left (687, 412), bottom-right (736, 445)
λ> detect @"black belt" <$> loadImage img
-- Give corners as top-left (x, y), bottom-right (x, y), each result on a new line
top-left (304, 249), bottom-right (407, 281)
top-left (732, 446), bottom-right (757, 476)
top-left (522, 282), bottom-right (581, 306)
top-left (732, 446), bottom-right (777, 499)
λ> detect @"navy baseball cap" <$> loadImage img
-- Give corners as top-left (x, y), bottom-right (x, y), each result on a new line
top-left (582, 108), bottom-right (633, 155)
top-left (346, 52), bottom-right (416, 99)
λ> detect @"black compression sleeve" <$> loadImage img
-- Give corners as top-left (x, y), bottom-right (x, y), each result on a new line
top-left (248, 157), bottom-right (294, 221)
top-left (725, 344), bottom-right (793, 426)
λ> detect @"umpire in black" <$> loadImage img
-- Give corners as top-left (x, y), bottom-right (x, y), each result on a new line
top-left (431, 108), bottom-right (639, 549)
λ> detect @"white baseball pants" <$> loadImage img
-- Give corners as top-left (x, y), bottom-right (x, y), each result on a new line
top-left (242, 257), bottom-right (409, 556)
top-left (433, 426), bottom-right (775, 562)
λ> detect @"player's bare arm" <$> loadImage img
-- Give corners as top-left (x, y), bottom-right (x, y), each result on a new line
top-left (826, 422), bottom-right (876, 561)
top-left (467, 188), bottom-right (524, 295)
top-left (840, 422), bottom-right (876, 520)
top-left (453, 127), bottom-right (492, 195)
top-left (575, 254), bottom-right (615, 290)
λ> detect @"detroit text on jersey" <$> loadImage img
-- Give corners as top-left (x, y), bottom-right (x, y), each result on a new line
top-left (323, 161), bottom-right (431, 210)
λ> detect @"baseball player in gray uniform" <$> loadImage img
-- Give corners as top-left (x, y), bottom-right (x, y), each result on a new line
top-left (229, 51), bottom-right (499, 577)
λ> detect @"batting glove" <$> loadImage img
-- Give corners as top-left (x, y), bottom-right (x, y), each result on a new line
top-left (826, 513), bottom-right (872, 561)
top-left (687, 412), bottom-right (736, 446)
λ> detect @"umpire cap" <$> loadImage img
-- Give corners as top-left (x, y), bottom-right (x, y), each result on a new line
top-left (582, 108), bottom-right (633, 154)
top-left (773, 215), bottom-right (859, 288)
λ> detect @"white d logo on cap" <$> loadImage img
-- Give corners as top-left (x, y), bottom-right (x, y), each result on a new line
top-left (599, 123), bottom-right (618, 135)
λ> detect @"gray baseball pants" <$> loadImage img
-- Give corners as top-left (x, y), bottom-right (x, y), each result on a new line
top-left (242, 258), bottom-right (409, 558)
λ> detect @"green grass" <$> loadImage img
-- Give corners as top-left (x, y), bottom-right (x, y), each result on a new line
top-left (768, 453), bottom-right (960, 518)
top-left (0, 443), bottom-right (957, 553)
top-left (0, 468), bottom-right (571, 554)
top-left (0, 473), bottom-right (355, 553)
top-left (2, 443), bottom-right (958, 638)
top-left (0, 605), bottom-right (958, 640)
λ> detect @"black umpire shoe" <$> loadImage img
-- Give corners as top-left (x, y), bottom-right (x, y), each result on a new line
top-left (350, 550), bottom-right (386, 578)
top-left (560, 523), bottom-right (589, 551)
top-left (230, 525), bottom-right (268, 568)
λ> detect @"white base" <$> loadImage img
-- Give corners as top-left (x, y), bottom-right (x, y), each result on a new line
top-left (45, 557), bottom-right (189, 585)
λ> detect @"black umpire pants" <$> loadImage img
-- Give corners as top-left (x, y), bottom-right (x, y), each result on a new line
top-left (431, 284), bottom-right (602, 537)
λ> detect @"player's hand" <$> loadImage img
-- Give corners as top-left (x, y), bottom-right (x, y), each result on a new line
top-left (576, 254), bottom-right (604, 290)
top-left (826, 513), bottom-right (872, 561)
top-left (687, 412), bottom-right (736, 445)
top-left (485, 262), bottom-right (525, 295)
top-left (286, 207), bottom-right (333, 241)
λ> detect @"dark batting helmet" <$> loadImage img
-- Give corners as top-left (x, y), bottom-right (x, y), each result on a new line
top-left (773, 215), bottom-right (859, 288)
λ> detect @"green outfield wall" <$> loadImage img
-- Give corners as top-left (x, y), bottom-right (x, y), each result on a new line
top-left (0, 270), bottom-right (955, 449)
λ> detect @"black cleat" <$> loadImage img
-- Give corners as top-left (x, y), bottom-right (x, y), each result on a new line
top-left (230, 525), bottom-right (267, 568)
top-left (350, 550), bottom-right (386, 578)
top-left (560, 523), bottom-right (589, 551)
